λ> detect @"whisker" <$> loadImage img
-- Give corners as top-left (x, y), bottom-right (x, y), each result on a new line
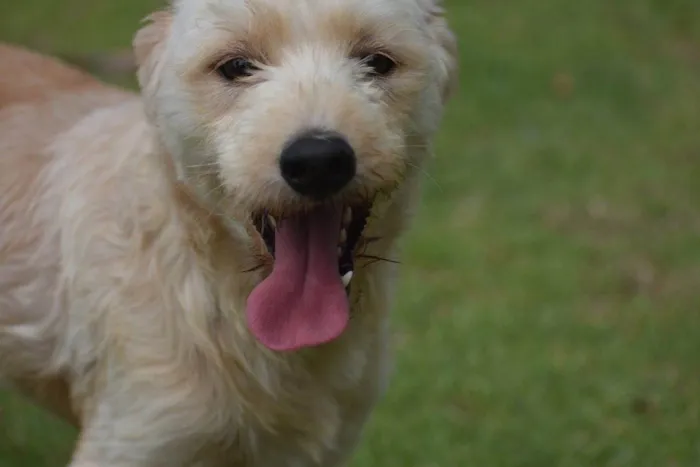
top-left (241, 251), bottom-right (273, 273)
top-left (242, 263), bottom-right (266, 273)
top-left (195, 182), bottom-right (237, 225)
top-left (188, 170), bottom-right (220, 176)
top-left (362, 236), bottom-right (382, 245)
top-left (187, 171), bottom-right (221, 177)
top-left (201, 181), bottom-right (225, 200)
top-left (186, 161), bottom-right (220, 169)
top-left (399, 143), bottom-right (430, 150)
top-left (405, 160), bottom-right (442, 192)
top-left (356, 254), bottom-right (400, 265)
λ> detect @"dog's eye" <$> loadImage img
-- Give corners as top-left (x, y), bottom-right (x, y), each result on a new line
top-left (217, 58), bottom-right (258, 81)
top-left (362, 53), bottom-right (397, 77)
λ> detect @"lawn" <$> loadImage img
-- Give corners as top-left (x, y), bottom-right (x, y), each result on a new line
top-left (2, 0), bottom-right (700, 465)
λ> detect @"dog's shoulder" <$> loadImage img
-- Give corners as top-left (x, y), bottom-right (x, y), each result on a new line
top-left (43, 98), bottom-right (176, 250)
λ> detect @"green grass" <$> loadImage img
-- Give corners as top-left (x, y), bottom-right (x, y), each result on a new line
top-left (2, 0), bottom-right (700, 465)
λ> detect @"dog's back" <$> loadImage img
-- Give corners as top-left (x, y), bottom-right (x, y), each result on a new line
top-left (0, 43), bottom-right (132, 145)
top-left (0, 43), bottom-right (103, 108)
top-left (0, 43), bottom-right (131, 386)
top-left (0, 43), bottom-right (132, 264)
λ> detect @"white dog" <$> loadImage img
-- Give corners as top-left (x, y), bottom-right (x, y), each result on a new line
top-left (0, 0), bottom-right (457, 465)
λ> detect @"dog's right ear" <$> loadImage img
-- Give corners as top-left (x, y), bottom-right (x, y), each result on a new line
top-left (420, 0), bottom-right (459, 103)
top-left (133, 10), bottom-right (172, 96)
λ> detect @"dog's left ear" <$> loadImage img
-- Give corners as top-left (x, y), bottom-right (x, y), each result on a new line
top-left (421, 0), bottom-right (459, 102)
top-left (133, 10), bottom-right (173, 114)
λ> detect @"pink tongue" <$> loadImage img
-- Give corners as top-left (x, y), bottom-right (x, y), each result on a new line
top-left (246, 206), bottom-right (349, 351)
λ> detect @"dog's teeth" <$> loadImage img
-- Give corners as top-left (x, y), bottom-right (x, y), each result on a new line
top-left (341, 271), bottom-right (353, 287)
top-left (267, 215), bottom-right (276, 229)
top-left (343, 207), bottom-right (352, 226)
top-left (339, 228), bottom-right (347, 244)
top-left (338, 247), bottom-right (343, 257)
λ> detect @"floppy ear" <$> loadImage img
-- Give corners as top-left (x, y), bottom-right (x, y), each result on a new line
top-left (132, 10), bottom-right (172, 109)
top-left (421, 0), bottom-right (459, 102)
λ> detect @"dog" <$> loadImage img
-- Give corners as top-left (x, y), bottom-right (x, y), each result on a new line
top-left (0, 0), bottom-right (457, 464)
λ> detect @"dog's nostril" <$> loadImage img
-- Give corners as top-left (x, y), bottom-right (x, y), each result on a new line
top-left (280, 132), bottom-right (356, 200)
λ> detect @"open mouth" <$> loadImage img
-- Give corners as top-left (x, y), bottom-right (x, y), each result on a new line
top-left (251, 205), bottom-right (369, 289)
top-left (245, 203), bottom-right (371, 352)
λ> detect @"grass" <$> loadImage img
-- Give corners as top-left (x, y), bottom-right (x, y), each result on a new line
top-left (2, 0), bottom-right (700, 465)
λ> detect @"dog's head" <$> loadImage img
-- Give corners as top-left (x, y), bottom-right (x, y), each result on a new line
top-left (134, 0), bottom-right (457, 352)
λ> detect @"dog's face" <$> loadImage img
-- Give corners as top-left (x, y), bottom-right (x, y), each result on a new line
top-left (135, 0), bottom-right (457, 352)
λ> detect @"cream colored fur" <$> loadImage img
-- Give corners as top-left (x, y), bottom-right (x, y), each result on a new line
top-left (0, 0), bottom-right (457, 465)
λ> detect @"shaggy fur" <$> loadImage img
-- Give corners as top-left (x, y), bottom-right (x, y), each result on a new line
top-left (0, 0), bottom-right (457, 465)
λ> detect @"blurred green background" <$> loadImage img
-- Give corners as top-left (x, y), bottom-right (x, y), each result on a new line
top-left (2, 0), bottom-right (700, 465)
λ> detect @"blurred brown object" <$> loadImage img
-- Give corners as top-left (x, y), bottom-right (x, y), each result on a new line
top-left (551, 71), bottom-right (575, 99)
top-left (59, 49), bottom-right (136, 78)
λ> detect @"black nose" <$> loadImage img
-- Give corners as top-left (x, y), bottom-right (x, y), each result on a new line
top-left (279, 131), bottom-right (356, 199)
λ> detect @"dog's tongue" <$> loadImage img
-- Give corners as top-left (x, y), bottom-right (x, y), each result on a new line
top-left (246, 206), bottom-right (348, 351)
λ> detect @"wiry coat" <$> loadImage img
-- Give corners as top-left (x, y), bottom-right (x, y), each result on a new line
top-left (0, 0), bottom-right (456, 465)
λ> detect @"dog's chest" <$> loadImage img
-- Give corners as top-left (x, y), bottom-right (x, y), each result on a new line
top-left (216, 336), bottom-right (388, 467)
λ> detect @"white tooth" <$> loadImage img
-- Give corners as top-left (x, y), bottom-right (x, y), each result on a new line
top-left (343, 207), bottom-right (352, 226)
top-left (339, 228), bottom-right (347, 244)
top-left (267, 215), bottom-right (276, 229)
top-left (338, 247), bottom-right (343, 257)
top-left (341, 271), bottom-right (353, 287)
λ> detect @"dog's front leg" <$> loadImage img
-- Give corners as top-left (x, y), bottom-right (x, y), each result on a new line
top-left (70, 416), bottom-right (204, 467)
top-left (67, 384), bottom-right (227, 467)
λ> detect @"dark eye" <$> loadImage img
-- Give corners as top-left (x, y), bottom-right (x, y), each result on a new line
top-left (217, 57), bottom-right (258, 81)
top-left (362, 53), bottom-right (397, 76)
